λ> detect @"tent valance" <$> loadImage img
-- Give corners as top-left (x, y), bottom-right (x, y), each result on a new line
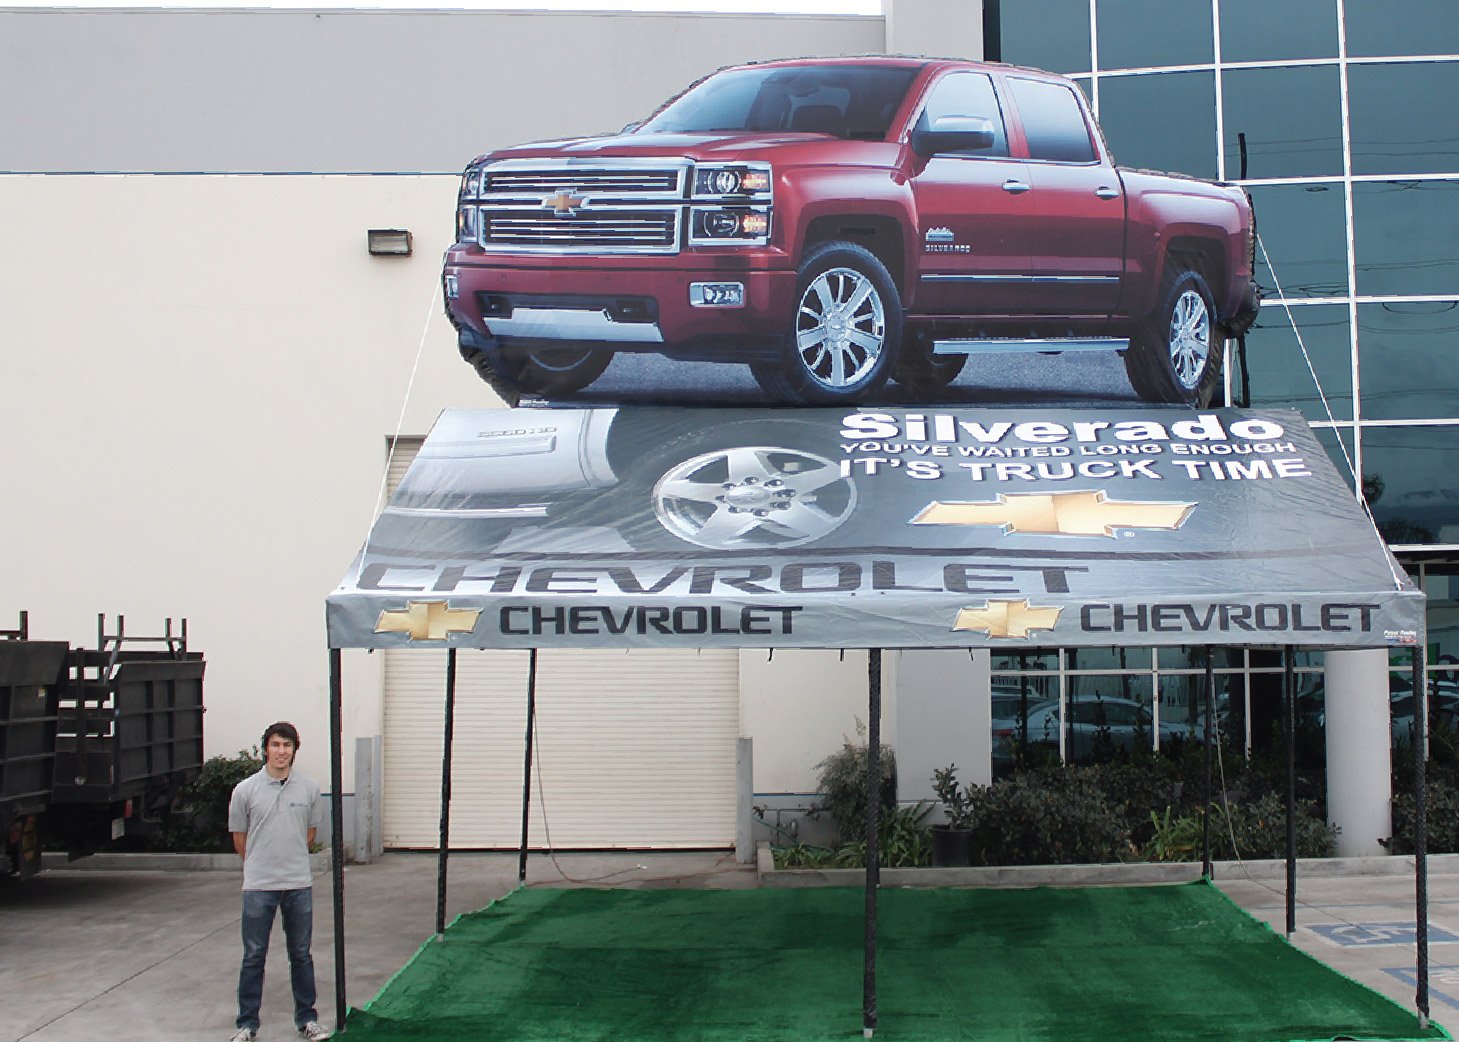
top-left (327, 405), bottom-right (1423, 651)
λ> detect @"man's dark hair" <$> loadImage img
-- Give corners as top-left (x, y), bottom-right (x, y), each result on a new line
top-left (261, 721), bottom-right (301, 750)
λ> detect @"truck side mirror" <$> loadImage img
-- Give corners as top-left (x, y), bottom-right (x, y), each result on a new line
top-left (911, 115), bottom-right (997, 158)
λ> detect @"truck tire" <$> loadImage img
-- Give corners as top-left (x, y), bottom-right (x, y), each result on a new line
top-left (459, 333), bottom-right (612, 399)
top-left (894, 331), bottom-right (967, 397)
top-left (752, 241), bottom-right (902, 404)
top-left (1124, 267), bottom-right (1225, 406)
top-left (496, 343), bottom-right (614, 397)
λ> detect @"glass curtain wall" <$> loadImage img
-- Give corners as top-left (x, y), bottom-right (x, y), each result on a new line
top-left (989, 1), bottom-right (1458, 766)
top-left (997, 0), bottom-right (1459, 551)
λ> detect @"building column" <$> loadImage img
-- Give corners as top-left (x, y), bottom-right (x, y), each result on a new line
top-left (894, 649), bottom-right (992, 810)
top-left (1324, 649), bottom-right (1393, 856)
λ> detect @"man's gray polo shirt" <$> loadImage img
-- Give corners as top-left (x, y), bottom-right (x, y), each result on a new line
top-left (228, 768), bottom-right (322, 891)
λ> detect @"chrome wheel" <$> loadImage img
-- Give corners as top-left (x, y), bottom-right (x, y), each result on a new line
top-left (1168, 289), bottom-right (1211, 391)
top-left (795, 267), bottom-right (886, 390)
top-left (652, 445), bottom-right (856, 549)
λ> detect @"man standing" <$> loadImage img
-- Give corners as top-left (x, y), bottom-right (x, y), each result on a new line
top-left (228, 721), bottom-right (331, 1041)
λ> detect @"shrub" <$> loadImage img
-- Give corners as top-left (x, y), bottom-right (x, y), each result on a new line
top-left (931, 764), bottom-right (975, 829)
top-left (772, 802), bottom-right (932, 869)
top-left (153, 748), bottom-right (262, 852)
top-left (814, 727), bottom-right (896, 843)
top-left (1213, 792), bottom-right (1339, 859)
top-left (1387, 773), bottom-right (1459, 854)
top-left (966, 771), bottom-right (1131, 866)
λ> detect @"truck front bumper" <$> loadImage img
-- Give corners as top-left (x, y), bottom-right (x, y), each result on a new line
top-left (443, 247), bottom-right (798, 360)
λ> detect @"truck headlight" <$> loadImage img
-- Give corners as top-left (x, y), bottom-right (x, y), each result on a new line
top-left (692, 164), bottom-right (772, 199)
top-left (689, 207), bottom-right (771, 245)
top-left (456, 205), bottom-right (478, 243)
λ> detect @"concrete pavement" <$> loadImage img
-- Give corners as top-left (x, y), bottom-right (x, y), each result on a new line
top-left (2, 851), bottom-right (1453, 1042)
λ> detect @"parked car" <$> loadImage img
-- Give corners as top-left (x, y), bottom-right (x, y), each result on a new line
top-left (444, 56), bottom-right (1258, 404)
top-left (992, 694), bottom-right (1199, 766)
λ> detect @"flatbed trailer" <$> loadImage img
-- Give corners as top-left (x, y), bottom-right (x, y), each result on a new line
top-left (1, 613), bottom-right (205, 877)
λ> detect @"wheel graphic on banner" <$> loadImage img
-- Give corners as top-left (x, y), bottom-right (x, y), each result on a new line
top-left (652, 445), bottom-right (856, 549)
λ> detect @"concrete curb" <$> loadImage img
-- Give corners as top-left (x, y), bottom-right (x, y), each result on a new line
top-left (40, 850), bottom-right (333, 872)
top-left (756, 842), bottom-right (1459, 888)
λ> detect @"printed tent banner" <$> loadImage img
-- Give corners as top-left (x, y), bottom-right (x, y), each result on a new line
top-left (327, 406), bottom-right (1423, 651)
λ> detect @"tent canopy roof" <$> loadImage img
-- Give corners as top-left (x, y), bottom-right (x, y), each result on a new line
top-left (327, 406), bottom-right (1422, 651)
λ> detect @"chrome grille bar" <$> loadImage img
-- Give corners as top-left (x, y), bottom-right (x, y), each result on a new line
top-left (475, 159), bottom-right (691, 254)
top-left (485, 172), bottom-right (679, 193)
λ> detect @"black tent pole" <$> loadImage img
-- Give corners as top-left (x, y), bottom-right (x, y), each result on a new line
top-left (1411, 646), bottom-right (1430, 1027)
top-left (518, 648), bottom-right (538, 883)
top-left (1018, 661), bottom-right (1029, 772)
top-left (328, 647), bottom-right (347, 1032)
top-left (1202, 646), bottom-right (1214, 879)
top-left (1284, 645), bottom-right (1297, 938)
top-left (863, 648), bottom-right (882, 1039)
top-left (435, 648), bottom-right (458, 937)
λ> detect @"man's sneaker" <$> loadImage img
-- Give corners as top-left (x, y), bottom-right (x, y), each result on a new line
top-left (298, 1022), bottom-right (332, 1041)
top-left (229, 1030), bottom-right (256, 1042)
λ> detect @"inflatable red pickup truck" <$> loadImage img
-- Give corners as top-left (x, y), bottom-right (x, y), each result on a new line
top-left (443, 57), bottom-right (1258, 405)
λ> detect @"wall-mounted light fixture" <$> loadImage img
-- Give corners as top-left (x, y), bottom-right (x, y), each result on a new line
top-left (367, 229), bottom-right (412, 256)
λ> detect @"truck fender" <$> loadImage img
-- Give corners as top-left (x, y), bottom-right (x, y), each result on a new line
top-left (1123, 189), bottom-right (1242, 319)
top-left (774, 165), bottom-right (917, 291)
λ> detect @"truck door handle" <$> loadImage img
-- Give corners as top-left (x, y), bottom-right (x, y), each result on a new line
top-left (1095, 186), bottom-right (1120, 199)
top-left (1002, 179), bottom-right (1031, 194)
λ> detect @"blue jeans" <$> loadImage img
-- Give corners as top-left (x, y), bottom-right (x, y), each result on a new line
top-left (237, 887), bottom-right (318, 1031)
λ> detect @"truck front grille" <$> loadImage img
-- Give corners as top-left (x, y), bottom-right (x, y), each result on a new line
top-left (472, 160), bottom-right (690, 254)
top-left (484, 210), bottom-right (678, 251)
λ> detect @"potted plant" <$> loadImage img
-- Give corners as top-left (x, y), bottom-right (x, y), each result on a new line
top-left (930, 764), bottom-right (976, 867)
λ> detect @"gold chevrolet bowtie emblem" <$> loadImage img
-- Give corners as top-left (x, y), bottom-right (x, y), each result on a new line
top-left (375, 601), bottom-right (481, 641)
top-left (953, 599), bottom-right (1063, 640)
top-left (912, 490), bottom-right (1194, 537)
top-left (544, 189), bottom-right (585, 216)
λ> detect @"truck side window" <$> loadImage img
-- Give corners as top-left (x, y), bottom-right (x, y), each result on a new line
top-left (916, 72), bottom-right (1009, 157)
top-left (1009, 78), bottom-right (1098, 163)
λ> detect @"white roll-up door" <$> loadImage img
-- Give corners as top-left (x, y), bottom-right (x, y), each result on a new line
top-left (379, 437), bottom-right (740, 850)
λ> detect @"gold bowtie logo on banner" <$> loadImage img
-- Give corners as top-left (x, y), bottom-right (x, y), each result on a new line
top-left (912, 490), bottom-right (1194, 537)
top-left (952, 599), bottom-right (1063, 640)
top-left (375, 601), bottom-right (481, 641)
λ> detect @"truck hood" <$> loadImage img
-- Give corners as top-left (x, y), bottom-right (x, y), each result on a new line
top-left (484, 130), bottom-right (853, 163)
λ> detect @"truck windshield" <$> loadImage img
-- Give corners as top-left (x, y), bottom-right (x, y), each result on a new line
top-left (639, 64), bottom-right (922, 141)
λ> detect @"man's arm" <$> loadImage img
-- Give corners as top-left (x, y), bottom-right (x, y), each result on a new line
top-left (232, 832), bottom-right (247, 859)
top-left (307, 827), bottom-right (317, 849)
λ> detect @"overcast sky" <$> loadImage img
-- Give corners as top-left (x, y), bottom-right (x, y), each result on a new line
top-left (27, 0), bottom-right (880, 11)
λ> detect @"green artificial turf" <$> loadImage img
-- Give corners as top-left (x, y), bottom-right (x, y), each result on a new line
top-left (345, 881), bottom-right (1448, 1042)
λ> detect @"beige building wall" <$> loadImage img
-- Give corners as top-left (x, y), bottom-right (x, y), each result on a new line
top-left (1, 3), bottom-right (988, 801)
top-left (1, 173), bottom-right (470, 782)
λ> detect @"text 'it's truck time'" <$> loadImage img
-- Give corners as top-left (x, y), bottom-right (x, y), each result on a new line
top-left (444, 57), bottom-right (1258, 406)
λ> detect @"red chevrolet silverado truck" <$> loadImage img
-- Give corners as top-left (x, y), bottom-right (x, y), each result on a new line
top-left (443, 57), bottom-right (1258, 405)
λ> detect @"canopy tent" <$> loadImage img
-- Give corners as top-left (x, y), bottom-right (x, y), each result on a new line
top-left (324, 405), bottom-right (1433, 1035)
